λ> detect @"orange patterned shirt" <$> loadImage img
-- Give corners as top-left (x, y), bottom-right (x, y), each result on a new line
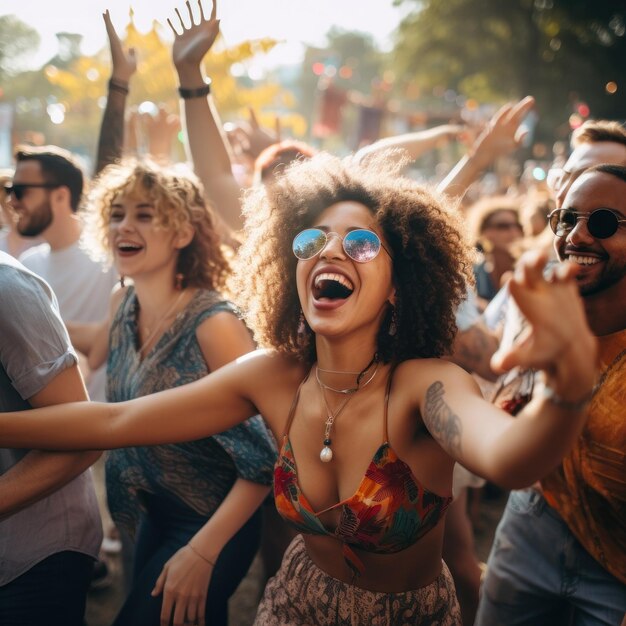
top-left (542, 328), bottom-right (626, 584)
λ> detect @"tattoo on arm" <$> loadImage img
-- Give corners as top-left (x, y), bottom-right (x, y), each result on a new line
top-left (423, 381), bottom-right (462, 457)
top-left (95, 93), bottom-right (126, 176)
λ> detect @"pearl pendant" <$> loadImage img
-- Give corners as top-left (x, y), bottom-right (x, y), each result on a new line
top-left (320, 446), bottom-right (333, 463)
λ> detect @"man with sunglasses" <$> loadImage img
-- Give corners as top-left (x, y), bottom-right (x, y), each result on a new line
top-left (7, 146), bottom-right (117, 404)
top-left (476, 164), bottom-right (626, 625)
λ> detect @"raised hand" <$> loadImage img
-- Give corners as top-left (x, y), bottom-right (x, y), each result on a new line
top-left (168, 0), bottom-right (219, 70)
top-left (152, 544), bottom-right (214, 626)
top-left (142, 105), bottom-right (181, 162)
top-left (240, 107), bottom-right (280, 159)
top-left (491, 251), bottom-right (597, 402)
top-left (470, 96), bottom-right (535, 168)
top-left (103, 9), bottom-right (137, 83)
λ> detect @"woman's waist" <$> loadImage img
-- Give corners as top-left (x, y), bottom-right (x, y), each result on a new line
top-left (301, 524), bottom-right (446, 593)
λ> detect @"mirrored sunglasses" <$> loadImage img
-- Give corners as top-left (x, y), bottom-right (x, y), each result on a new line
top-left (292, 228), bottom-right (390, 263)
top-left (548, 208), bottom-right (626, 239)
top-left (4, 183), bottom-right (59, 201)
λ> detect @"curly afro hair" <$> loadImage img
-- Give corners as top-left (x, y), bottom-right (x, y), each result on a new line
top-left (233, 152), bottom-right (474, 365)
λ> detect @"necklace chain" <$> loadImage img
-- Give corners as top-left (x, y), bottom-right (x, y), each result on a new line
top-left (316, 366), bottom-right (363, 375)
top-left (138, 290), bottom-right (186, 355)
top-left (320, 388), bottom-right (354, 441)
top-left (316, 359), bottom-right (379, 462)
top-left (315, 355), bottom-right (378, 394)
top-left (315, 361), bottom-right (378, 394)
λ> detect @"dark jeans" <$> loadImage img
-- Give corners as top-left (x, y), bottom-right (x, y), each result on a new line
top-left (0, 550), bottom-right (94, 626)
top-left (113, 493), bottom-right (262, 626)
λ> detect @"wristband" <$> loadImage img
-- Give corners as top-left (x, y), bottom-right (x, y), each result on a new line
top-left (108, 78), bottom-right (129, 95)
top-left (542, 382), bottom-right (592, 412)
top-left (187, 543), bottom-right (216, 567)
top-left (178, 80), bottom-right (212, 100)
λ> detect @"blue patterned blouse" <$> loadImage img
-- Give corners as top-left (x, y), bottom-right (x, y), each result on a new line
top-left (105, 287), bottom-right (276, 533)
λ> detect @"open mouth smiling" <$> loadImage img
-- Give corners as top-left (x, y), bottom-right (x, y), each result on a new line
top-left (312, 272), bottom-right (354, 301)
top-left (566, 253), bottom-right (602, 266)
top-left (564, 247), bottom-right (606, 268)
top-left (116, 240), bottom-right (144, 255)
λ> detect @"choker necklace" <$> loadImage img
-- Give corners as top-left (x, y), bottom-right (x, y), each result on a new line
top-left (317, 366), bottom-right (364, 375)
top-left (315, 362), bottom-right (379, 394)
top-left (315, 354), bottom-right (378, 394)
top-left (316, 358), bottom-right (379, 462)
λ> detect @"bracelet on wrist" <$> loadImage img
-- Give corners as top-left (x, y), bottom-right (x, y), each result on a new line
top-left (108, 78), bottom-right (129, 95)
top-left (541, 382), bottom-right (593, 412)
top-left (178, 80), bottom-right (212, 100)
top-left (187, 543), bottom-right (216, 567)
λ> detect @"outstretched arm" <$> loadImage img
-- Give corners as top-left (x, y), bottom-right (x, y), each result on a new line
top-left (0, 305), bottom-right (279, 456)
top-left (95, 9), bottom-right (137, 176)
top-left (151, 479), bottom-right (269, 626)
top-left (0, 364), bottom-right (100, 519)
top-left (354, 124), bottom-right (464, 167)
top-left (169, 0), bottom-right (243, 233)
top-left (418, 251), bottom-right (597, 488)
top-left (0, 352), bottom-right (263, 451)
top-left (437, 96), bottom-right (535, 201)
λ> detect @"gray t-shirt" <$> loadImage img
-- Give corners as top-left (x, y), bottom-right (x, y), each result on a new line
top-left (0, 251), bottom-right (102, 585)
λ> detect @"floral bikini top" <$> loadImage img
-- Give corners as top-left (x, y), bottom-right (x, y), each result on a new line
top-left (273, 370), bottom-right (452, 577)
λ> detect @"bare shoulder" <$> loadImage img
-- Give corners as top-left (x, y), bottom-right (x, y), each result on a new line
top-left (208, 348), bottom-right (307, 389)
top-left (392, 358), bottom-right (479, 403)
top-left (393, 357), bottom-right (475, 384)
top-left (240, 349), bottom-right (308, 383)
top-left (393, 358), bottom-right (486, 461)
top-left (232, 349), bottom-right (310, 438)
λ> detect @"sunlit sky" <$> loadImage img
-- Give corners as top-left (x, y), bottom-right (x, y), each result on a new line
top-left (5, 0), bottom-right (411, 73)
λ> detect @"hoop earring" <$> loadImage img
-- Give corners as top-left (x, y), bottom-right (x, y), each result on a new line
top-left (175, 273), bottom-right (184, 290)
top-left (119, 275), bottom-right (125, 288)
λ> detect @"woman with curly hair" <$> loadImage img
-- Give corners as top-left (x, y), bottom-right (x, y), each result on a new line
top-left (69, 158), bottom-right (276, 626)
top-left (1, 154), bottom-right (596, 625)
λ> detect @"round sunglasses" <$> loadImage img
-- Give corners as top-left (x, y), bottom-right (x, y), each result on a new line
top-left (548, 208), bottom-right (626, 239)
top-left (292, 228), bottom-right (391, 263)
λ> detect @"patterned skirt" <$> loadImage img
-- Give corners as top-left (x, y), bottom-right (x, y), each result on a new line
top-left (254, 535), bottom-right (461, 626)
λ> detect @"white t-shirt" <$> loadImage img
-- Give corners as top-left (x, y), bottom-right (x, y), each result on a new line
top-left (20, 240), bottom-right (117, 401)
top-left (0, 228), bottom-right (42, 259)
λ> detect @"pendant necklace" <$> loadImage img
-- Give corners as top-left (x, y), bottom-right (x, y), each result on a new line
top-left (138, 289), bottom-right (186, 356)
top-left (316, 359), bottom-right (379, 462)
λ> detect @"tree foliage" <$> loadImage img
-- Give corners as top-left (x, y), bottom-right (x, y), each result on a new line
top-left (393, 0), bottom-right (626, 135)
top-left (47, 19), bottom-right (283, 118)
top-left (2, 14), bottom-right (305, 161)
top-left (0, 15), bottom-right (40, 82)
